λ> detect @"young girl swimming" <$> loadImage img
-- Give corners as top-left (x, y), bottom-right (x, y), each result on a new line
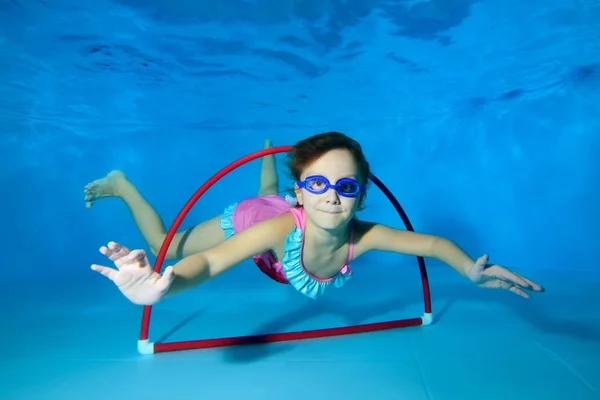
top-left (89, 132), bottom-right (544, 305)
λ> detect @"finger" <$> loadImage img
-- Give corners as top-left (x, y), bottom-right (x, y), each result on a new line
top-left (509, 285), bottom-right (530, 299)
top-left (482, 265), bottom-right (527, 287)
top-left (108, 241), bottom-right (132, 254)
top-left (91, 264), bottom-right (118, 281)
top-left (480, 280), bottom-right (511, 290)
top-left (131, 249), bottom-right (151, 266)
top-left (495, 270), bottom-right (533, 289)
top-left (158, 266), bottom-right (175, 290)
top-left (476, 254), bottom-right (489, 265)
top-left (518, 275), bottom-right (544, 292)
top-left (469, 254), bottom-right (488, 277)
top-left (498, 270), bottom-right (544, 292)
top-left (116, 249), bottom-right (150, 269)
top-left (99, 242), bottom-right (131, 263)
top-left (485, 264), bottom-right (545, 292)
top-left (107, 242), bottom-right (132, 260)
top-left (480, 280), bottom-right (531, 299)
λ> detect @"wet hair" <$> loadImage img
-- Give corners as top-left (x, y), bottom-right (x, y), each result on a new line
top-left (285, 131), bottom-right (371, 209)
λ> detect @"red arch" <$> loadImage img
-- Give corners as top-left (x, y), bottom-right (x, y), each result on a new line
top-left (138, 145), bottom-right (432, 354)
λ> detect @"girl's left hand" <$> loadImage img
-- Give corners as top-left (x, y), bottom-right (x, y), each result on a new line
top-left (466, 254), bottom-right (545, 298)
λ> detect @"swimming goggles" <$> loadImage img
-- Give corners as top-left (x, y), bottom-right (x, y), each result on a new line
top-left (296, 175), bottom-right (365, 198)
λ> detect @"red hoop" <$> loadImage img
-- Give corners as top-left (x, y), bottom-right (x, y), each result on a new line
top-left (137, 145), bottom-right (432, 354)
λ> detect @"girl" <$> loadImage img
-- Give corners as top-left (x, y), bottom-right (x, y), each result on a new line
top-left (90, 132), bottom-right (544, 305)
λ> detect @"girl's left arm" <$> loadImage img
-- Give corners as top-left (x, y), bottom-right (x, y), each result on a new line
top-left (359, 221), bottom-right (544, 297)
top-left (359, 222), bottom-right (473, 277)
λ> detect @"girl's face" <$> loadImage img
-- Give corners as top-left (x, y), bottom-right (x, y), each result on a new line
top-left (294, 148), bottom-right (364, 233)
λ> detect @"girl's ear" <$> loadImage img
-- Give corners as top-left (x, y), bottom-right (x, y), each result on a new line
top-left (294, 183), bottom-right (303, 205)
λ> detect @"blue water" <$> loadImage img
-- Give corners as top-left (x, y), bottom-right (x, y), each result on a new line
top-left (1, 0), bottom-right (599, 399)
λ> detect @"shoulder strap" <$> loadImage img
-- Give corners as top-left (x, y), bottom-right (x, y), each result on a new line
top-left (287, 206), bottom-right (306, 230)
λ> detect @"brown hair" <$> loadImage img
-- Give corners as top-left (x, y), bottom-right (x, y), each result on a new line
top-left (285, 131), bottom-right (371, 209)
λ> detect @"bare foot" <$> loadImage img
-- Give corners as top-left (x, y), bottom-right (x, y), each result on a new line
top-left (84, 170), bottom-right (126, 208)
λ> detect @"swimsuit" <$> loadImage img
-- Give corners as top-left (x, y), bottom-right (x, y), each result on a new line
top-left (220, 195), bottom-right (354, 299)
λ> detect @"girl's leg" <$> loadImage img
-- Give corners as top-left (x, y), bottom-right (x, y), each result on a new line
top-left (258, 138), bottom-right (279, 196)
top-left (84, 139), bottom-right (281, 259)
top-left (84, 170), bottom-right (226, 259)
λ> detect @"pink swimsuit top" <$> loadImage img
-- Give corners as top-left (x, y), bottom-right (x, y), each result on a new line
top-left (253, 207), bottom-right (355, 299)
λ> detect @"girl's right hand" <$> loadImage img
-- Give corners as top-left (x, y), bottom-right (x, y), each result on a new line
top-left (91, 242), bottom-right (175, 305)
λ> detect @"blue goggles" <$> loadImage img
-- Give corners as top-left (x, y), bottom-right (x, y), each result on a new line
top-left (296, 175), bottom-right (365, 198)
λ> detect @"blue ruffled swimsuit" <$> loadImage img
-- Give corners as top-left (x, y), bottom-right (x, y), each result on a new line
top-left (220, 195), bottom-right (354, 299)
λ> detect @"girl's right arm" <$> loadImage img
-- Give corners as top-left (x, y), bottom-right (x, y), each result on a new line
top-left (91, 212), bottom-right (294, 305)
top-left (165, 212), bottom-right (294, 297)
